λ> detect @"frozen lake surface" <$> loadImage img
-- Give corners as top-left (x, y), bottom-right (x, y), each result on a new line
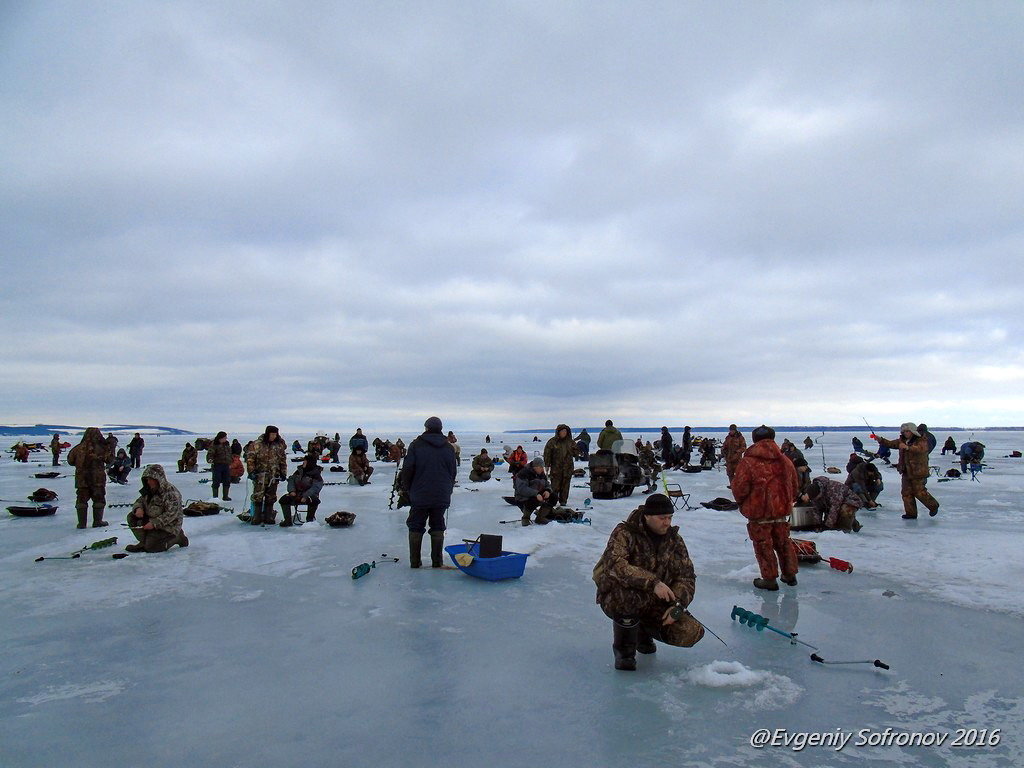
top-left (2, 429), bottom-right (1022, 767)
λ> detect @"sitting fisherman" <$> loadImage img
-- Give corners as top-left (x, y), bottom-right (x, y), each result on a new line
top-left (279, 453), bottom-right (325, 525)
top-left (177, 442), bottom-right (198, 473)
top-left (108, 449), bottom-right (132, 484)
top-left (469, 449), bottom-right (494, 482)
top-left (125, 465), bottom-right (188, 553)
top-left (348, 446), bottom-right (374, 486)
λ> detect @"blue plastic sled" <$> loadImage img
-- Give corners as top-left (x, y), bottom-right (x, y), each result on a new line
top-left (444, 543), bottom-right (529, 581)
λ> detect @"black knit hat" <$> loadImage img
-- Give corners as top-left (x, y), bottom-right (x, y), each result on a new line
top-left (643, 493), bottom-right (674, 515)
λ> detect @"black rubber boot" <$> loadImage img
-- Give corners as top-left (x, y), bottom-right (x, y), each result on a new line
top-left (636, 626), bottom-right (657, 655)
top-left (92, 505), bottom-right (108, 527)
top-left (212, 483), bottom-right (220, 499)
top-left (222, 487), bottom-right (230, 501)
top-left (613, 621), bottom-right (638, 671)
top-left (429, 531), bottom-right (445, 568)
top-left (279, 504), bottom-right (293, 527)
top-left (409, 531), bottom-right (424, 568)
top-left (76, 505), bottom-right (88, 529)
top-left (250, 502), bottom-right (264, 526)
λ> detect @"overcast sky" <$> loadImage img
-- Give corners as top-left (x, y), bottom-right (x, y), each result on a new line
top-left (2, 1), bottom-right (1022, 433)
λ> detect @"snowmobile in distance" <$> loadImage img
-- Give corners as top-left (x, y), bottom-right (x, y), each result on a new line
top-left (588, 440), bottom-right (643, 499)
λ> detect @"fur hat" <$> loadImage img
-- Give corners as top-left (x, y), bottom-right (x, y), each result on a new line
top-left (900, 422), bottom-right (920, 436)
top-left (751, 425), bottom-right (776, 442)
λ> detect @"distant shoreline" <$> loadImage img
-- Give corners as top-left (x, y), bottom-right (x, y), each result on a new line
top-left (506, 426), bottom-right (1024, 434)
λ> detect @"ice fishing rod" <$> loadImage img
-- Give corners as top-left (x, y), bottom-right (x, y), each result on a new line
top-left (810, 653), bottom-right (889, 670)
top-left (351, 554), bottom-right (400, 579)
top-left (730, 606), bottom-right (818, 650)
top-left (36, 537), bottom-right (119, 562)
top-left (670, 604), bottom-right (727, 646)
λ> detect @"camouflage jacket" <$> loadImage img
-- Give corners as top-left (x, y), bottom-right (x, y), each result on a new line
top-left (722, 431), bottom-right (748, 462)
top-left (206, 442), bottom-right (232, 466)
top-left (543, 425), bottom-right (577, 475)
top-left (67, 427), bottom-right (113, 488)
top-left (246, 436), bottom-right (288, 481)
top-left (809, 476), bottom-right (863, 527)
top-left (133, 465), bottom-right (183, 535)
top-left (471, 454), bottom-right (494, 474)
top-left (592, 507), bottom-right (697, 616)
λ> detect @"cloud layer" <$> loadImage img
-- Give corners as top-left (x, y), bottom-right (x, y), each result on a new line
top-left (2, 1), bottom-right (1022, 431)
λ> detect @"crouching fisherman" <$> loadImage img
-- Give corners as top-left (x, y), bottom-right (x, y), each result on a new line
top-left (592, 493), bottom-right (704, 671)
top-left (126, 465), bottom-right (188, 553)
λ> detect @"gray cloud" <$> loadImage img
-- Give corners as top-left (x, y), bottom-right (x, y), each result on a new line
top-left (2, 1), bottom-right (1022, 432)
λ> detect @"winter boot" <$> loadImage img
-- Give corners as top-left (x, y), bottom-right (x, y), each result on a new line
top-left (250, 501), bottom-right (264, 526)
top-left (429, 531), bottom-right (445, 568)
top-left (780, 575), bottom-right (798, 586)
top-left (263, 504), bottom-right (277, 525)
top-left (636, 625), bottom-right (657, 655)
top-left (928, 502), bottom-right (939, 517)
top-left (535, 505), bottom-right (553, 525)
top-left (279, 504), bottom-right (293, 527)
top-left (612, 621), bottom-right (638, 671)
top-left (753, 577), bottom-right (779, 591)
top-left (175, 531), bottom-right (189, 548)
top-left (222, 487), bottom-right (231, 501)
top-left (92, 505), bottom-right (108, 528)
top-left (409, 531), bottom-right (424, 568)
top-left (125, 542), bottom-right (145, 553)
top-left (212, 483), bottom-right (220, 499)
top-left (305, 509), bottom-right (316, 522)
top-left (520, 512), bottom-right (531, 526)
top-left (76, 505), bottom-right (88, 530)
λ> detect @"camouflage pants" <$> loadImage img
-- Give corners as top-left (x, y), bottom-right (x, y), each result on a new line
top-left (251, 477), bottom-right (280, 504)
top-left (747, 521), bottom-right (798, 581)
top-left (600, 602), bottom-right (704, 647)
top-left (126, 514), bottom-right (180, 552)
top-left (549, 472), bottom-right (571, 505)
top-left (75, 484), bottom-right (106, 522)
top-left (468, 470), bottom-right (491, 482)
top-left (901, 476), bottom-right (938, 518)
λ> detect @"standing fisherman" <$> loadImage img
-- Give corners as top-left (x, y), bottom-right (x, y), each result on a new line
top-left (731, 425), bottom-right (799, 591)
top-left (543, 424), bottom-right (577, 506)
top-left (246, 426), bottom-right (288, 525)
top-left (66, 427), bottom-right (113, 529)
top-left (874, 423), bottom-right (939, 520)
top-left (402, 417), bottom-right (457, 568)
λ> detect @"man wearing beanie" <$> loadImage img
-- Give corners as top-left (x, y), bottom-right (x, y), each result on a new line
top-left (592, 493), bottom-right (704, 671)
top-left (401, 417), bottom-right (457, 567)
top-left (731, 425), bottom-right (799, 591)
top-left (513, 457), bottom-right (556, 525)
top-left (874, 423), bottom-right (939, 519)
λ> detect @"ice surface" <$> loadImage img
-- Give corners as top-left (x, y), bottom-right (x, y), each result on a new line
top-left (2, 429), bottom-right (1023, 766)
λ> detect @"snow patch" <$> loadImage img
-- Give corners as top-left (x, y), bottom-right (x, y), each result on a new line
top-left (686, 660), bottom-right (803, 709)
top-left (18, 680), bottom-right (126, 706)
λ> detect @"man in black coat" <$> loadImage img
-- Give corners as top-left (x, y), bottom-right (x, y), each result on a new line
top-left (401, 416), bottom-right (457, 568)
